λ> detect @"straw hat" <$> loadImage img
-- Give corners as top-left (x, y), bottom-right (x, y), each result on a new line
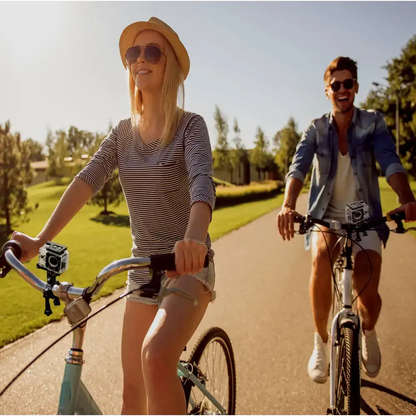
top-left (119, 17), bottom-right (190, 79)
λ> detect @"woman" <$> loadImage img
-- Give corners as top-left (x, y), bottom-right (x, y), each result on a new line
top-left (12, 17), bottom-right (216, 415)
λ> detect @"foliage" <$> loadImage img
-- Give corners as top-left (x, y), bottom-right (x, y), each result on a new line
top-left (23, 138), bottom-right (44, 162)
top-left (249, 127), bottom-right (270, 180)
top-left (273, 117), bottom-right (301, 177)
top-left (0, 121), bottom-right (35, 236)
top-left (361, 35), bottom-right (416, 178)
top-left (213, 105), bottom-right (231, 172)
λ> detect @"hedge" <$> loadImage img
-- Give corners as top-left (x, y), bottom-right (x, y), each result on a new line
top-left (215, 181), bottom-right (284, 208)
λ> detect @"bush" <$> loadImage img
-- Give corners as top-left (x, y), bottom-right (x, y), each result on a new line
top-left (215, 181), bottom-right (284, 208)
top-left (213, 177), bottom-right (233, 187)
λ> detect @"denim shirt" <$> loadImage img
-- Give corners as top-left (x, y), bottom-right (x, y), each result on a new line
top-left (286, 107), bottom-right (406, 250)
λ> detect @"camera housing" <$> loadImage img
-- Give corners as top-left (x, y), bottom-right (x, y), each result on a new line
top-left (37, 242), bottom-right (69, 276)
top-left (345, 200), bottom-right (370, 224)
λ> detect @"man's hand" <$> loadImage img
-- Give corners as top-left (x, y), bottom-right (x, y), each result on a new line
top-left (276, 206), bottom-right (301, 241)
top-left (388, 202), bottom-right (416, 222)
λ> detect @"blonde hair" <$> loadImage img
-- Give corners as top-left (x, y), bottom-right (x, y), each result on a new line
top-left (128, 36), bottom-right (185, 146)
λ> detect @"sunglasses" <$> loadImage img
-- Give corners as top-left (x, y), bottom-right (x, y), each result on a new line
top-left (125, 45), bottom-right (165, 66)
top-left (328, 78), bottom-right (357, 92)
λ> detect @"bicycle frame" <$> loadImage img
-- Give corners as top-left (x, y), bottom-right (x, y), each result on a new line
top-left (57, 325), bottom-right (102, 415)
top-left (178, 363), bottom-right (227, 415)
top-left (328, 236), bottom-right (360, 413)
top-left (57, 313), bottom-right (226, 415)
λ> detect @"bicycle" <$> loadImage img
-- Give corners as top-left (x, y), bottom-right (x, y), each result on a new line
top-left (294, 207), bottom-right (415, 415)
top-left (0, 241), bottom-right (237, 415)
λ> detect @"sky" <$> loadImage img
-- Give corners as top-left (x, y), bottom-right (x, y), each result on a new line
top-left (1, 1), bottom-right (416, 150)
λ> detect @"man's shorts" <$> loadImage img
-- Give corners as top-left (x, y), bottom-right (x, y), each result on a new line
top-left (310, 219), bottom-right (382, 257)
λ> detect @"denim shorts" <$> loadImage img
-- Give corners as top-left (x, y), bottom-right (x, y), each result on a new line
top-left (125, 261), bottom-right (216, 305)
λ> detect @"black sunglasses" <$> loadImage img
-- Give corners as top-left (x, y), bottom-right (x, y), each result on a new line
top-left (125, 45), bottom-right (165, 66)
top-left (329, 78), bottom-right (357, 92)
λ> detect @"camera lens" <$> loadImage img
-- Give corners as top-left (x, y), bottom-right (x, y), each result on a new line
top-left (48, 256), bottom-right (58, 268)
top-left (353, 211), bottom-right (362, 220)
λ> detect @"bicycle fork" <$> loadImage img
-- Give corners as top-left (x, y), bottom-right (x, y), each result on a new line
top-left (328, 267), bottom-right (361, 414)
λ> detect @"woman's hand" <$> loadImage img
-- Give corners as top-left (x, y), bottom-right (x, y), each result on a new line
top-left (10, 232), bottom-right (44, 263)
top-left (166, 239), bottom-right (208, 278)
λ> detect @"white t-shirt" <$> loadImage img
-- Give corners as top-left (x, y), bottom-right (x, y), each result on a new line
top-left (325, 151), bottom-right (360, 221)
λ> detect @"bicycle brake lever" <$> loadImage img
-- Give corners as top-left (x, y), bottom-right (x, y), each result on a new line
top-left (163, 288), bottom-right (198, 306)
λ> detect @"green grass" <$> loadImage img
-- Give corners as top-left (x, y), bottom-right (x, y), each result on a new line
top-left (0, 180), bottom-right (284, 348)
top-left (2, 176), bottom-right (412, 347)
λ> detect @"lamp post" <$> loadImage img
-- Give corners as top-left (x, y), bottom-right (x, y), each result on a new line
top-left (372, 82), bottom-right (400, 156)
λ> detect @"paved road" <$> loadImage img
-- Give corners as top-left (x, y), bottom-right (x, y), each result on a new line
top-left (1, 194), bottom-right (416, 414)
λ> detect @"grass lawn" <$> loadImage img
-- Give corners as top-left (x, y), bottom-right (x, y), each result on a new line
top-left (1, 177), bottom-right (414, 348)
top-left (0, 180), bottom-right (284, 348)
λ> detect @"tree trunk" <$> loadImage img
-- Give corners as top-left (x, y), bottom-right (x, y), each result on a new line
top-left (3, 171), bottom-right (11, 235)
top-left (238, 163), bottom-right (241, 185)
top-left (103, 184), bottom-right (108, 215)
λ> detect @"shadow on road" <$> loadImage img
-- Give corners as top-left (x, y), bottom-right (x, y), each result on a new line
top-left (360, 379), bottom-right (416, 415)
top-left (90, 214), bottom-right (130, 227)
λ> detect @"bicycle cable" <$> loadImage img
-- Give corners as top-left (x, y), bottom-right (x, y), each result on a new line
top-left (309, 227), bottom-right (374, 305)
top-left (309, 224), bottom-right (342, 300)
top-left (0, 288), bottom-right (136, 398)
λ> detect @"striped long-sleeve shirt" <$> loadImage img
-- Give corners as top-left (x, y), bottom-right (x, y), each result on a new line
top-left (76, 111), bottom-right (216, 284)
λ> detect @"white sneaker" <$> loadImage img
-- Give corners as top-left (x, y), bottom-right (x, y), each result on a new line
top-left (361, 328), bottom-right (381, 378)
top-left (308, 333), bottom-right (329, 383)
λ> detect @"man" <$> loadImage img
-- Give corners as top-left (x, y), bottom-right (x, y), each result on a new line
top-left (277, 56), bottom-right (416, 383)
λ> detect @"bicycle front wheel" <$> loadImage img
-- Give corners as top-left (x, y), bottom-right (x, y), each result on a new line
top-left (184, 327), bottom-right (236, 415)
top-left (335, 322), bottom-right (361, 415)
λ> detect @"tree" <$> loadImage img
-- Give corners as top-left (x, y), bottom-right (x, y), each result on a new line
top-left (0, 121), bottom-right (34, 236)
top-left (273, 117), bottom-right (301, 177)
top-left (213, 105), bottom-right (231, 174)
top-left (229, 118), bottom-right (247, 185)
top-left (23, 138), bottom-right (44, 162)
top-left (249, 127), bottom-right (270, 180)
top-left (45, 128), bottom-right (59, 177)
top-left (45, 128), bottom-right (69, 178)
top-left (88, 125), bottom-right (124, 215)
top-left (361, 35), bottom-right (416, 178)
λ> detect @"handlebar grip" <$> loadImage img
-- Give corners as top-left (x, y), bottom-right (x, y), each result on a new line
top-left (294, 215), bottom-right (304, 224)
top-left (389, 211), bottom-right (406, 221)
top-left (0, 240), bottom-right (23, 278)
top-left (0, 240), bottom-right (23, 268)
top-left (150, 253), bottom-right (209, 272)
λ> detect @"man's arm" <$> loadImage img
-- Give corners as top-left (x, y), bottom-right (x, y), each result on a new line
top-left (372, 112), bottom-right (416, 221)
top-left (277, 178), bottom-right (303, 241)
top-left (387, 172), bottom-right (416, 221)
top-left (388, 172), bottom-right (415, 205)
top-left (277, 123), bottom-right (316, 241)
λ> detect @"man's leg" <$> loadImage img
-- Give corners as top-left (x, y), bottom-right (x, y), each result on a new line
top-left (353, 239), bottom-right (382, 378)
top-left (309, 229), bottom-right (340, 383)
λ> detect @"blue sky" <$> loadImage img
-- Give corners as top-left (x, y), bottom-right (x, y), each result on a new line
top-left (1, 1), bottom-right (415, 150)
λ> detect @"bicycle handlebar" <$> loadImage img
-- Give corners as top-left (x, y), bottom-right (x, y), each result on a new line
top-left (0, 241), bottom-right (209, 302)
top-left (294, 211), bottom-right (407, 235)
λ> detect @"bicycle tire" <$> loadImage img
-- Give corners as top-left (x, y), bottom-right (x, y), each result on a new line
top-left (183, 327), bottom-right (236, 415)
top-left (335, 322), bottom-right (361, 415)
top-left (329, 265), bottom-right (343, 335)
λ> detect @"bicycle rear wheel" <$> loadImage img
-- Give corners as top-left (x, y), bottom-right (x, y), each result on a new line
top-left (334, 322), bottom-right (361, 415)
top-left (183, 327), bottom-right (236, 415)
